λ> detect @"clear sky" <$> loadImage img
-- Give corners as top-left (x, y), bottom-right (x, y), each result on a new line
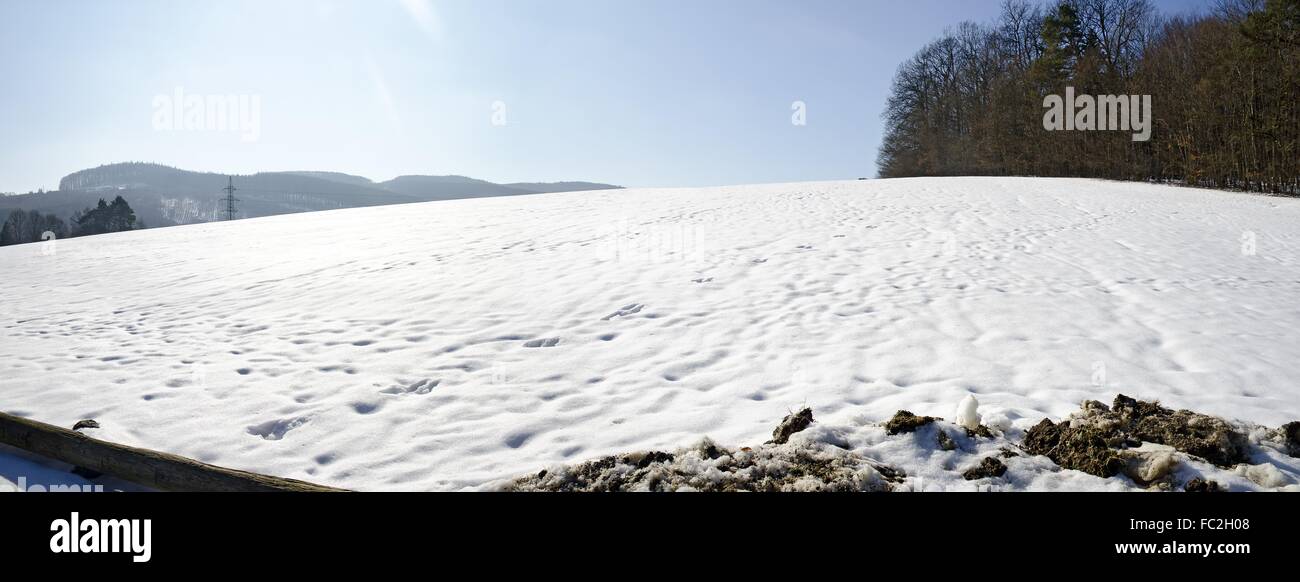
top-left (0, 0), bottom-right (1212, 193)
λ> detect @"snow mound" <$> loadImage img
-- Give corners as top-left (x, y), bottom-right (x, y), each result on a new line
top-left (955, 394), bottom-right (981, 430)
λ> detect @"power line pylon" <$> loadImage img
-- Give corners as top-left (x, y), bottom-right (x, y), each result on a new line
top-left (222, 176), bottom-right (240, 221)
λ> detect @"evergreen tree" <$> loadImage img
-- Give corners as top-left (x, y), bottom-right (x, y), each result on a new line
top-left (72, 196), bottom-right (139, 237)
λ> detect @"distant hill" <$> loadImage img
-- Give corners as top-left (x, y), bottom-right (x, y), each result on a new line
top-left (281, 171), bottom-right (378, 188)
top-left (378, 175), bottom-right (535, 200)
top-left (504, 182), bottom-right (622, 194)
top-left (0, 163), bottom-right (620, 230)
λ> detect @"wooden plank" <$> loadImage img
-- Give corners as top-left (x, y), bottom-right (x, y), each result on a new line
top-left (0, 411), bottom-right (347, 492)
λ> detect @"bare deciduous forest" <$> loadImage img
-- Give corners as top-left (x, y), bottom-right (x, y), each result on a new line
top-left (878, 0), bottom-right (1299, 195)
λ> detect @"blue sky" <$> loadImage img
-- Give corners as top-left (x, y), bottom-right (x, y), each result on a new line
top-left (0, 0), bottom-right (1212, 193)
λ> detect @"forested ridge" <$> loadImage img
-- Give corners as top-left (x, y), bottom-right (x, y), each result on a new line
top-left (878, 0), bottom-right (1299, 195)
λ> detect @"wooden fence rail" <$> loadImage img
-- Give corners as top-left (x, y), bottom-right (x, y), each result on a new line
top-left (0, 411), bottom-right (346, 492)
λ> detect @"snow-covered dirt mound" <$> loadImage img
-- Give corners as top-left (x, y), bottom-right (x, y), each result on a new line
top-left (2, 177), bottom-right (1298, 491)
top-left (504, 399), bottom-right (1300, 492)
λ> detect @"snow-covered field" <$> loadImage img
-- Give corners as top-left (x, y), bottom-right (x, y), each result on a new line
top-left (2, 177), bottom-right (1298, 491)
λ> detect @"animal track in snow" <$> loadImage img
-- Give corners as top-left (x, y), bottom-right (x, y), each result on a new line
top-left (505, 431), bottom-right (534, 449)
top-left (601, 303), bottom-right (644, 320)
top-left (381, 378), bottom-right (440, 395)
top-left (660, 349), bottom-right (729, 382)
top-left (246, 416), bottom-right (310, 441)
top-left (523, 337), bottom-right (561, 348)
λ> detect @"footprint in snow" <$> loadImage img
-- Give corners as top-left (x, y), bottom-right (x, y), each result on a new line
top-left (601, 303), bottom-right (644, 320)
top-left (505, 431), bottom-right (534, 449)
top-left (246, 416), bottom-right (310, 441)
top-left (523, 337), bottom-right (561, 348)
top-left (380, 378), bottom-right (440, 395)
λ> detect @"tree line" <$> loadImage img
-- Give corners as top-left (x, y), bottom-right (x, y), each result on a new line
top-left (878, 0), bottom-right (1299, 195)
top-left (0, 196), bottom-right (140, 246)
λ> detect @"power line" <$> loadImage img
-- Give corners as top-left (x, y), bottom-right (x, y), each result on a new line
top-left (221, 176), bottom-right (239, 221)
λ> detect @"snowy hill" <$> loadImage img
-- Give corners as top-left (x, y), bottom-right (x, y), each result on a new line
top-left (2, 177), bottom-right (1298, 491)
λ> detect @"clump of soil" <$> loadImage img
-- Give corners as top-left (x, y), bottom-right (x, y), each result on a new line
top-left (1279, 421), bottom-right (1300, 458)
top-left (966, 425), bottom-right (995, 439)
top-left (882, 410), bottom-right (956, 450)
top-left (1023, 395), bottom-right (1251, 478)
top-left (962, 457), bottom-right (1007, 480)
top-left (1111, 395), bottom-right (1249, 467)
top-left (768, 408), bottom-right (814, 445)
top-left (1023, 418), bottom-right (1126, 477)
top-left (1184, 478), bottom-right (1224, 492)
top-left (885, 411), bottom-right (940, 435)
top-left (506, 412), bottom-right (900, 492)
top-left (936, 429), bottom-right (957, 451)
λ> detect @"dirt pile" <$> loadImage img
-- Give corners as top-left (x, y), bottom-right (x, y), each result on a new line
top-left (505, 396), bottom-right (1294, 492)
top-left (768, 408), bottom-right (815, 445)
top-left (962, 457), bottom-right (1008, 480)
top-left (1184, 478), bottom-right (1224, 492)
top-left (884, 411), bottom-right (940, 435)
top-left (1023, 395), bottom-right (1250, 479)
top-left (505, 410), bottom-right (901, 492)
top-left (1279, 422), bottom-right (1300, 457)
